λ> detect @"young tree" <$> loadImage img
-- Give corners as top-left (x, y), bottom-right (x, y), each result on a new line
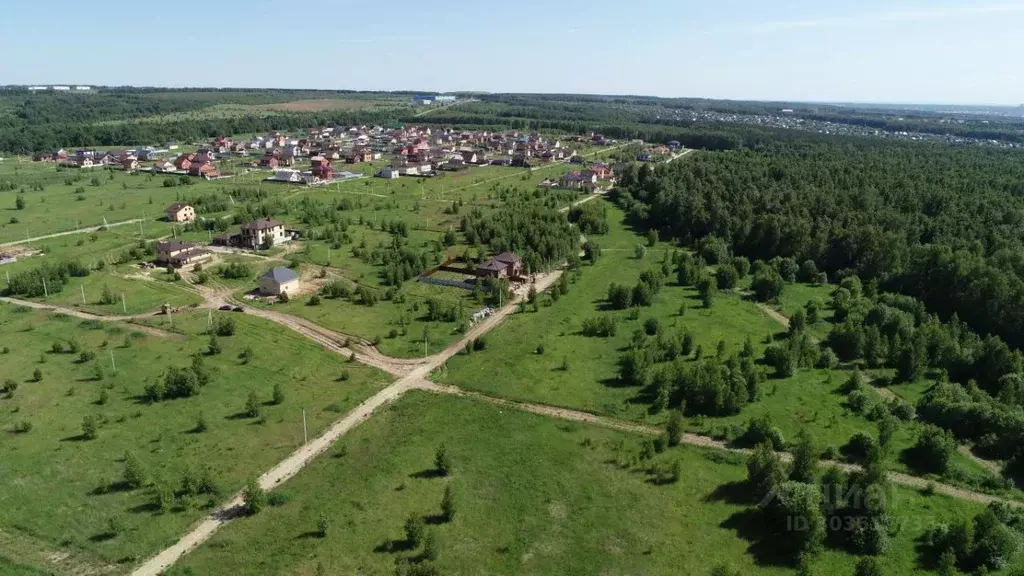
top-left (666, 410), bottom-right (684, 447)
top-left (715, 265), bottom-right (739, 290)
top-left (272, 382), bottom-right (285, 406)
top-left (634, 243), bottom-right (647, 260)
top-left (404, 513), bottom-right (425, 547)
top-left (747, 441), bottom-right (785, 501)
top-left (435, 443), bottom-right (453, 476)
top-left (32, 368), bottom-right (42, 382)
top-left (789, 429), bottom-right (817, 484)
top-left (317, 512), bottom-right (330, 538)
top-left (15, 195), bottom-right (25, 210)
top-left (441, 484), bottom-right (456, 522)
top-left (206, 336), bottom-right (222, 356)
top-left (123, 452), bottom-right (147, 489)
top-left (243, 477), bottom-right (267, 515)
top-left (81, 414), bottom-right (98, 440)
top-left (697, 275), bottom-right (717, 308)
top-left (244, 390), bottom-right (261, 418)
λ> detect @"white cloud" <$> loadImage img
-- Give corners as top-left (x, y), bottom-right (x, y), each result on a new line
top-left (749, 3), bottom-right (1024, 31)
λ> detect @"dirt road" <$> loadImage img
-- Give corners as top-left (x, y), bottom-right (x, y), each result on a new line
top-left (130, 271), bottom-right (562, 576)
top-left (440, 388), bottom-right (1018, 507)
top-left (664, 148), bottom-right (695, 164)
top-left (0, 296), bottom-right (179, 339)
top-left (0, 218), bottom-right (144, 248)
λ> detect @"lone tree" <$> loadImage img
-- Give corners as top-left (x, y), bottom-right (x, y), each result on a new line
top-left (244, 390), bottom-right (261, 418)
top-left (272, 382), bottom-right (285, 406)
top-left (32, 368), bottom-right (42, 382)
top-left (317, 512), bottom-right (330, 538)
top-left (123, 452), bottom-right (147, 489)
top-left (15, 195), bottom-right (25, 210)
top-left (243, 478), bottom-right (266, 515)
top-left (441, 484), bottom-right (456, 522)
top-left (789, 429), bottom-right (817, 484)
top-left (81, 415), bottom-right (98, 440)
top-left (435, 443), bottom-right (453, 477)
top-left (404, 513), bottom-right (425, 548)
top-left (666, 410), bottom-right (683, 447)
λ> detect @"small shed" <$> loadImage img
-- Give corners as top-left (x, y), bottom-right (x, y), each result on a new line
top-left (259, 266), bottom-right (299, 296)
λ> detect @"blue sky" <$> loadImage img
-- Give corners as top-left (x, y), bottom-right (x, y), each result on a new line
top-left (2, 0), bottom-right (1023, 104)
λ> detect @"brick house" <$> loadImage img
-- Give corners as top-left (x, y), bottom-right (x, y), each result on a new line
top-left (241, 218), bottom-right (288, 250)
top-left (165, 203), bottom-right (195, 222)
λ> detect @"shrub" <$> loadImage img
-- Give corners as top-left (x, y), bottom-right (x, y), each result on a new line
top-left (32, 368), bottom-right (42, 382)
top-left (581, 316), bottom-right (617, 337)
top-left (643, 317), bottom-right (661, 336)
top-left (213, 316), bottom-right (235, 336)
top-left (278, 291), bottom-right (290, 303)
top-left (742, 415), bottom-right (785, 450)
top-left (441, 485), bottom-right (456, 522)
top-left (843, 431), bottom-right (877, 461)
top-left (906, 425), bottom-right (957, 475)
top-left (206, 336), bottom-right (222, 356)
top-left (243, 478), bottom-right (267, 515)
top-left (238, 347), bottom-right (254, 365)
top-left (123, 452), bottom-right (147, 489)
top-left (715, 265), bottom-right (739, 290)
top-left (307, 294), bottom-right (321, 306)
top-left (272, 383), bottom-right (285, 405)
top-left (12, 420), bottom-right (32, 434)
top-left (2, 379), bottom-right (17, 395)
top-left (435, 443), bottom-right (453, 476)
top-left (404, 514), bottom-right (425, 548)
top-left (244, 390), bottom-right (261, 418)
top-left (317, 513), bottom-right (330, 538)
top-left (81, 415), bottom-right (98, 440)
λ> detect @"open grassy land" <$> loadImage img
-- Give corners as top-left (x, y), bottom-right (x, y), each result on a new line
top-left (436, 202), bottom-right (1001, 486)
top-left (171, 391), bottom-right (1005, 576)
top-left (0, 304), bottom-right (391, 572)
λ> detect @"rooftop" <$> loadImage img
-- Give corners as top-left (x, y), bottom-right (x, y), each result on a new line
top-left (262, 266), bottom-right (299, 283)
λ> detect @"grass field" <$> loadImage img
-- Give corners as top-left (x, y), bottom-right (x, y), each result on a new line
top-left (435, 202), bottom-right (1001, 485)
top-left (170, 391), bottom-right (1004, 576)
top-left (0, 305), bottom-right (392, 572)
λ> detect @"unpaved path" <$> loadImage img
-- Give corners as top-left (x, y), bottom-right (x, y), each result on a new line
top-left (0, 218), bottom-right (143, 248)
top-left (959, 445), bottom-right (1003, 476)
top-left (438, 387), bottom-right (1019, 507)
top-left (664, 148), bottom-right (695, 164)
top-left (130, 271), bottom-right (562, 576)
top-left (0, 296), bottom-right (179, 339)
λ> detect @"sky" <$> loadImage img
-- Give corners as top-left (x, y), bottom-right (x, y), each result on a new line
top-left (1, 0), bottom-right (1023, 105)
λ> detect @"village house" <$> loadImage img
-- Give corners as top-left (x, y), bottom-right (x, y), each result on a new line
top-left (259, 266), bottom-right (300, 297)
top-left (476, 252), bottom-right (524, 279)
top-left (560, 170), bottom-right (598, 190)
top-left (241, 218), bottom-right (289, 250)
top-left (135, 146), bottom-right (158, 161)
top-left (165, 203), bottom-right (195, 222)
top-left (123, 158), bottom-right (139, 172)
top-left (377, 166), bottom-right (401, 179)
top-left (188, 161), bottom-right (221, 179)
top-left (153, 161), bottom-right (176, 173)
top-left (155, 241), bottom-right (211, 267)
top-left (174, 153), bottom-right (195, 171)
top-left (311, 156), bottom-right (333, 181)
top-left (590, 164), bottom-right (613, 179)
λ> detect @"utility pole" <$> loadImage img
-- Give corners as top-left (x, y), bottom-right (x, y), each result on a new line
top-left (302, 409), bottom-right (308, 444)
top-left (424, 335), bottom-right (428, 358)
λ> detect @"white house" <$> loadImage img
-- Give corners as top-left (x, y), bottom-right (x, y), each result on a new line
top-left (259, 267), bottom-right (300, 297)
top-left (377, 167), bottom-right (401, 179)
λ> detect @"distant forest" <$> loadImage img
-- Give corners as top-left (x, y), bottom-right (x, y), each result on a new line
top-left (3, 89), bottom-right (1022, 154)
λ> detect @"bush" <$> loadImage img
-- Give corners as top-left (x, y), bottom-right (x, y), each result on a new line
top-left (441, 485), bottom-right (456, 522)
top-left (317, 513), bottom-right (330, 538)
top-left (123, 452), bottom-right (147, 489)
top-left (751, 266), bottom-right (785, 302)
top-left (715, 265), bottom-right (739, 290)
top-left (843, 431), bottom-right (877, 461)
top-left (272, 383), bottom-right (285, 405)
top-left (12, 420), bottom-right (32, 434)
top-left (81, 415), bottom-right (98, 440)
top-left (643, 317), bottom-right (660, 336)
top-left (435, 443), bottom-right (453, 476)
top-left (243, 478), bottom-right (267, 515)
top-left (244, 390), bottom-right (261, 418)
top-left (206, 336), bottom-right (222, 356)
top-left (307, 294), bottom-right (322, 306)
top-left (32, 368), bottom-right (42, 382)
top-left (742, 414), bottom-right (785, 450)
top-left (2, 379), bottom-right (17, 395)
top-left (581, 316), bottom-right (617, 337)
top-left (405, 514), bottom-right (426, 547)
top-left (906, 425), bottom-right (957, 475)
top-left (213, 316), bottom-right (235, 336)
